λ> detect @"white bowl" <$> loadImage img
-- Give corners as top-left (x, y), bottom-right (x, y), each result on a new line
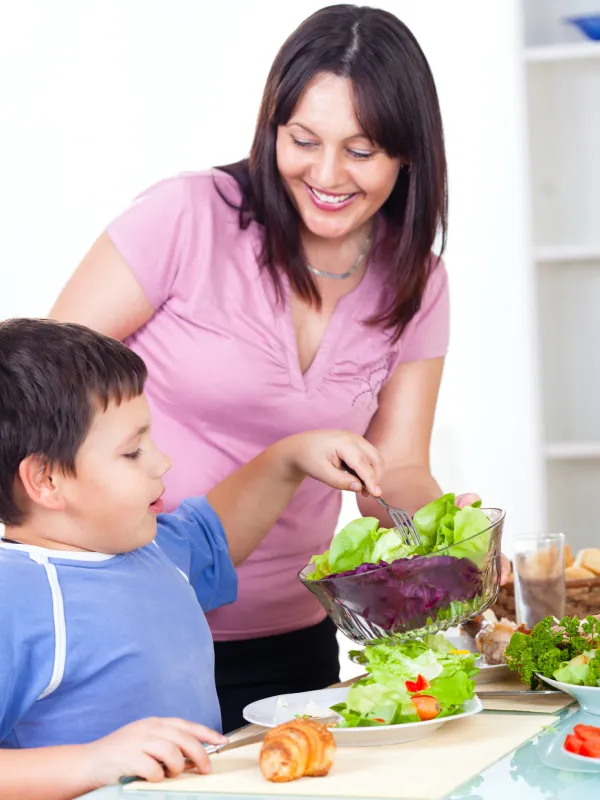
top-left (243, 686), bottom-right (483, 747)
top-left (537, 674), bottom-right (600, 714)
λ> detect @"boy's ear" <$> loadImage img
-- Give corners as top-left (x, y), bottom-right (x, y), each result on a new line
top-left (17, 455), bottom-right (67, 512)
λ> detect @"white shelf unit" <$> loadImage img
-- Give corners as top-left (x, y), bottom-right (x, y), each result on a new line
top-left (525, 41), bottom-right (600, 62)
top-left (523, 0), bottom-right (600, 552)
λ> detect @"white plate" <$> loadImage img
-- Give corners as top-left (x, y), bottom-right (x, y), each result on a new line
top-left (562, 745), bottom-right (600, 765)
top-left (537, 674), bottom-right (600, 715)
top-left (242, 687), bottom-right (483, 747)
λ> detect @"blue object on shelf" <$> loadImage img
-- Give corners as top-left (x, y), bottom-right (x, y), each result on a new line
top-left (566, 14), bottom-right (600, 41)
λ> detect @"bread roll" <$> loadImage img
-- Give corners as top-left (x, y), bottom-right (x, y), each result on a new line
top-left (565, 545), bottom-right (574, 568)
top-left (576, 549), bottom-right (600, 576)
top-left (260, 718), bottom-right (336, 783)
top-left (566, 565), bottom-right (596, 580)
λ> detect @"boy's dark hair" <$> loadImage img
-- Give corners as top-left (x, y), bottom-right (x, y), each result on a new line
top-left (0, 318), bottom-right (147, 525)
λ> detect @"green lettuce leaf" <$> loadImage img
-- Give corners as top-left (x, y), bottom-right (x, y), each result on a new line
top-left (306, 549), bottom-right (331, 581)
top-left (370, 528), bottom-right (412, 564)
top-left (412, 493), bottom-right (456, 552)
top-left (327, 517), bottom-right (379, 573)
top-left (447, 506), bottom-right (492, 567)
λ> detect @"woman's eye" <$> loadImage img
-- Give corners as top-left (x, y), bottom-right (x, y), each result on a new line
top-left (348, 149), bottom-right (375, 160)
top-left (124, 448), bottom-right (142, 461)
top-left (292, 137), bottom-right (317, 149)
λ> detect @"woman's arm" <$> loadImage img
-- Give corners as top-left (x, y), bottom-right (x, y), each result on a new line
top-left (49, 232), bottom-right (154, 340)
top-left (357, 357), bottom-right (445, 520)
top-left (208, 431), bottom-right (383, 565)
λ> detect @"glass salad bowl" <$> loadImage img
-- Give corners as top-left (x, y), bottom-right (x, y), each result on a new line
top-left (299, 508), bottom-right (505, 644)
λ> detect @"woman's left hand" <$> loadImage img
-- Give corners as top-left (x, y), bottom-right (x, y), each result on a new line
top-left (455, 493), bottom-right (512, 585)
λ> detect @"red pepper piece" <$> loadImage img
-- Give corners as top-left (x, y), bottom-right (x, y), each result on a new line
top-left (405, 674), bottom-right (430, 693)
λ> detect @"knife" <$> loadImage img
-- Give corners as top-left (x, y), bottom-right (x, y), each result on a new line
top-left (477, 689), bottom-right (562, 697)
top-left (119, 726), bottom-right (267, 785)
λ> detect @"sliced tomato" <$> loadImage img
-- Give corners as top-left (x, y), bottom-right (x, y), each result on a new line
top-left (410, 695), bottom-right (440, 721)
top-left (373, 717), bottom-right (386, 723)
top-left (564, 734), bottom-right (583, 754)
top-left (580, 740), bottom-right (600, 759)
top-left (573, 724), bottom-right (600, 742)
top-left (405, 674), bottom-right (430, 693)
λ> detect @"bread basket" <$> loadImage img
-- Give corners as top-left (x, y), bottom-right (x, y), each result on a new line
top-left (492, 548), bottom-right (600, 621)
top-left (493, 577), bottom-right (600, 621)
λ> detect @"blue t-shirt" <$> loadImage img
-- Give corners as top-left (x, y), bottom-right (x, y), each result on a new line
top-left (0, 497), bottom-right (237, 748)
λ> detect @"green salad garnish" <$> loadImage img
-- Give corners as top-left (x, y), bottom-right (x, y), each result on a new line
top-left (505, 615), bottom-right (600, 689)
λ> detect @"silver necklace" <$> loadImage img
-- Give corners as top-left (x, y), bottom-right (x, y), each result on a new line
top-left (306, 234), bottom-right (372, 280)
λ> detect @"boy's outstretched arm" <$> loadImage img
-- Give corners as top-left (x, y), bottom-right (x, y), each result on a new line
top-left (207, 430), bottom-right (384, 565)
top-left (0, 717), bottom-right (226, 800)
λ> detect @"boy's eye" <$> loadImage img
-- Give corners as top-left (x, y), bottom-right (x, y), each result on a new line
top-left (124, 448), bottom-right (142, 460)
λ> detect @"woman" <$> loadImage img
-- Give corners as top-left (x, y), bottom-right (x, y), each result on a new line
top-left (51, 5), bottom-right (493, 732)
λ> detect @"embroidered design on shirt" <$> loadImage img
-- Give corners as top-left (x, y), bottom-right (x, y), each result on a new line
top-left (351, 354), bottom-right (395, 407)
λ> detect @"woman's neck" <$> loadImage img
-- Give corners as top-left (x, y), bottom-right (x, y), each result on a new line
top-left (301, 220), bottom-right (374, 277)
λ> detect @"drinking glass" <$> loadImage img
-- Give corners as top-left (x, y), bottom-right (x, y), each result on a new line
top-left (513, 532), bottom-right (566, 628)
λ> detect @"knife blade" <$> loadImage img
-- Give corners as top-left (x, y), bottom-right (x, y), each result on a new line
top-left (477, 689), bottom-right (562, 696)
top-left (205, 727), bottom-right (267, 754)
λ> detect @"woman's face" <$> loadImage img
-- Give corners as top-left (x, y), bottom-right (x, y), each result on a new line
top-left (276, 72), bottom-right (402, 242)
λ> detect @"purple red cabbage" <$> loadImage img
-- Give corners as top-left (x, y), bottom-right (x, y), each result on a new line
top-left (303, 554), bottom-right (483, 633)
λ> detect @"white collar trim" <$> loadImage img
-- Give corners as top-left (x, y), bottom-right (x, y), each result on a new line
top-left (0, 540), bottom-right (116, 561)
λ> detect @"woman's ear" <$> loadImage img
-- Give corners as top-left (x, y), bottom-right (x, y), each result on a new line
top-left (17, 455), bottom-right (67, 513)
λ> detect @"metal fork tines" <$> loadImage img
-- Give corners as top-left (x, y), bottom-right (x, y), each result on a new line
top-left (339, 460), bottom-right (421, 547)
top-left (374, 496), bottom-right (421, 548)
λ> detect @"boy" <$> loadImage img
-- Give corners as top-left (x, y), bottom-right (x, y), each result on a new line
top-left (0, 318), bottom-right (383, 800)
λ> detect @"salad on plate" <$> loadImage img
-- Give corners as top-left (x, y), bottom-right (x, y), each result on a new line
top-left (332, 635), bottom-right (479, 727)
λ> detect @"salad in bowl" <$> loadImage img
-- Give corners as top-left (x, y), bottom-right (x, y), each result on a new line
top-left (506, 614), bottom-right (600, 714)
top-left (299, 494), bottom-right (504, 642)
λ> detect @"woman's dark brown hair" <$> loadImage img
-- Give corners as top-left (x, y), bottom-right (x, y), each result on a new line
top-left (217, 4), bottom-right (447, 341)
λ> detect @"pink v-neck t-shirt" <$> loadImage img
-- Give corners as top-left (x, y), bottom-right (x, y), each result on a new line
top-left (107, 171), bottom-right (450, 640)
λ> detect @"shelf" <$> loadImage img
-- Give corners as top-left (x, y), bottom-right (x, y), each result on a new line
top-left (534, 245), bottom-right (600, 264)
top-left (545, 441), bottom-right (600, 460)
top-left (525, 42), bottom-right (600, 63)
top-left (547, 460), bottom-right (600, 550)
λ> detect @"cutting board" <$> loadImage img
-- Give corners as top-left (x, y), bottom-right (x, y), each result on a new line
top-left (124, 712), bottom-right (557, 799)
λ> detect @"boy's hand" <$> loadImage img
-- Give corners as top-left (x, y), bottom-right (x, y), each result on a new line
top-left (82, 717), bottom-right (227, 787)
top-left (286, 430), bottom-right (384, 497)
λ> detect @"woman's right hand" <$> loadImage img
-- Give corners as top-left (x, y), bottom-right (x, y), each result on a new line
top-left (82, 716), bottom-right (227, 788)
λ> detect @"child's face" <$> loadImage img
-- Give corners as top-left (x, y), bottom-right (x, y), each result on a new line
top-left (59, 393), bottom-right (172, 553)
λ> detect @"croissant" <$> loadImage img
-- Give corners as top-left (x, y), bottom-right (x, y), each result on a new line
top-left (259, 718), bottom-right (336, 783)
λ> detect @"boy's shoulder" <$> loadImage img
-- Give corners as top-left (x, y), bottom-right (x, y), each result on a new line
top-left (0, 545), bottom-right (55, 607)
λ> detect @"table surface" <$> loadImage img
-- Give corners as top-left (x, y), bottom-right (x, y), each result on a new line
top-left (80, 705), bottom-right (600, 800)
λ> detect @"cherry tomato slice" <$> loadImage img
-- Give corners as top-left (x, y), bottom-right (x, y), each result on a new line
top-left (410, 695), bottom-right (440, 721)
top-left (564, 734), bottom-right (583, 754)
top-left (573, 724), bottom-right (600, 742)
top-left (580, 740), bottom-right (600, 759)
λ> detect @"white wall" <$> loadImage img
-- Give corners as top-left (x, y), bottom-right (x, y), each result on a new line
top-left (1, 1), bottom-right (545, 672)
